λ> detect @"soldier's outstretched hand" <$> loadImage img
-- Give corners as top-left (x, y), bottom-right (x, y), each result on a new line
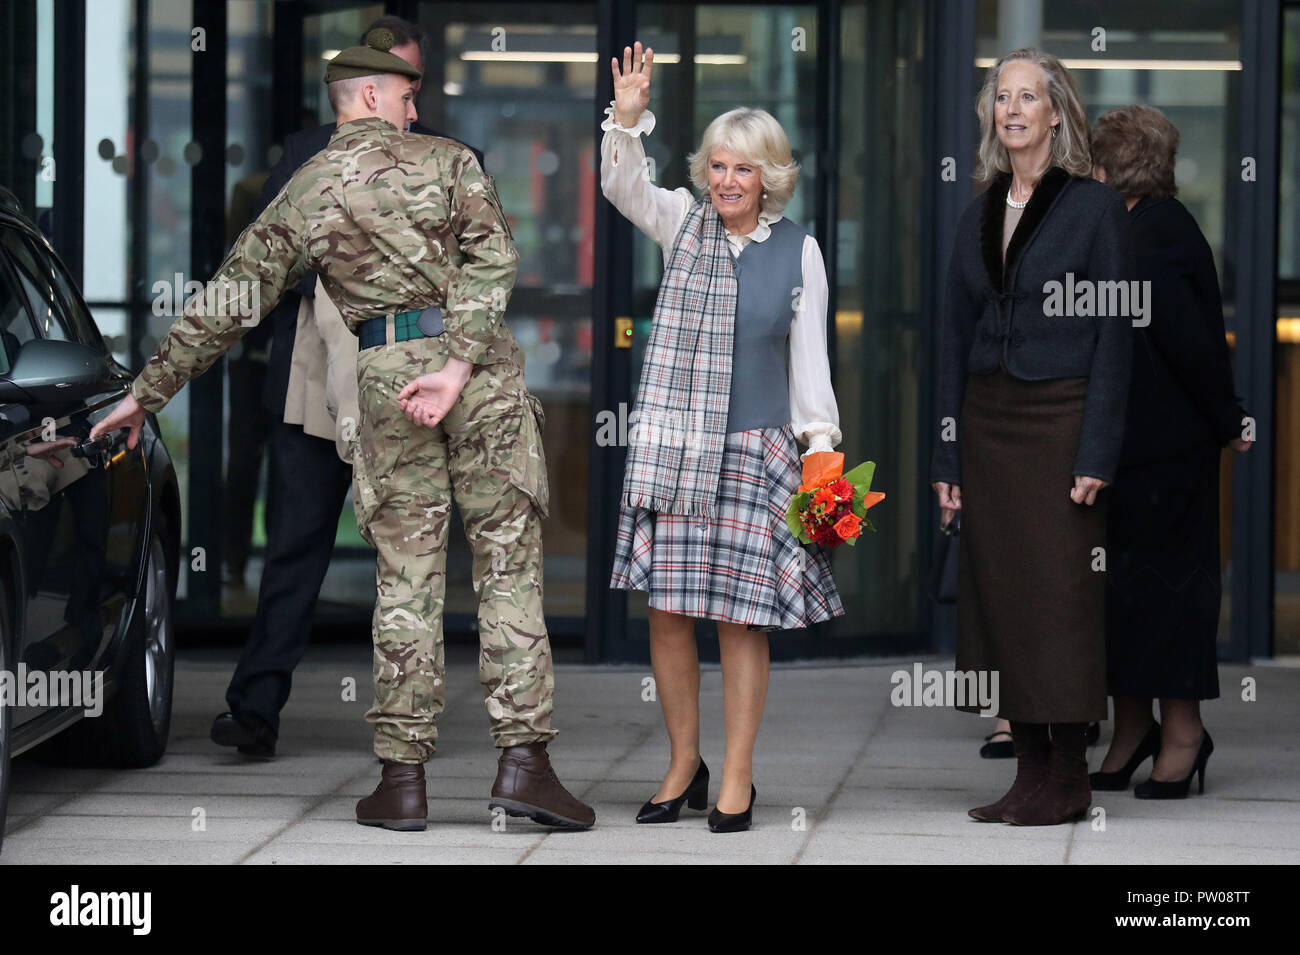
top-left (89, 393), bottom-right (147, 449)
top-left (397, 357), bottom-right (474, 429)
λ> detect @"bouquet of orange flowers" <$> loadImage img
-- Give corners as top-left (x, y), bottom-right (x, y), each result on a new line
top-left (786, 452), bottom-right (885, 549)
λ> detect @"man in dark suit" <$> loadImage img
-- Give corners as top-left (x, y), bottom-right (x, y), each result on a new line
top-left (212, 14), bottom-right (486, 757)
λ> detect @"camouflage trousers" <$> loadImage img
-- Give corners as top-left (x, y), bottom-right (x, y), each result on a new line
top-left (351, 325), bottom-right (555, 763)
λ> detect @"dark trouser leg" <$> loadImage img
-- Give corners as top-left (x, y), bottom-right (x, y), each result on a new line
top-left (225, 420), bottom-right (353, 735)
top-left (224, 354), bottom-right (271, 581)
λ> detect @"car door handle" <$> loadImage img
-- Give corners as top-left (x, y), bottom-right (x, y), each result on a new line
top-left (72, 435), bottom-right (114, 460)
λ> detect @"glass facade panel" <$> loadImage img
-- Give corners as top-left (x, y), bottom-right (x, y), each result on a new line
top-left (81, 0), bottom-right (133, 332)
top-left (220, 0), bottom-right (278, 608)
top-left (834, 0), bottom-right (928, 641)
top-left (0, 0), bottom-right (1278, 662)
top-left (428, 8), bottom-right (598, 620)
top-left (1277, 5), bottom-right (1300, 655)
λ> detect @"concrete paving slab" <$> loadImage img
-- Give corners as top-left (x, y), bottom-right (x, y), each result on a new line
top-left (3, 651), bottom-right (1295, 865)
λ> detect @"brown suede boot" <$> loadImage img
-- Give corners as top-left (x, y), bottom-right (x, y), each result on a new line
top-left (968, 721), bottom-right (1050, 822)
top-left (489, 742), bottom-right (595, 829)
top-left (1004, 722), bottom-right (1092, 826)
top-left (356, 760), bottom-right (428, 831)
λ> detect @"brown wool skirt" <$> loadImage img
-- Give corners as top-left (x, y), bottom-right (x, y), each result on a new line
top-left (956, 369), bottom-right (1108, 723)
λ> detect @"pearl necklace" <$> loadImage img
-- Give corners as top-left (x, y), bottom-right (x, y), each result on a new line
top-left (1006, 190), bottom-right (1029, 209)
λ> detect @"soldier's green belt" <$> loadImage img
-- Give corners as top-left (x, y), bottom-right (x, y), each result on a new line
top-left (358, 306), bottom-right (444, 350)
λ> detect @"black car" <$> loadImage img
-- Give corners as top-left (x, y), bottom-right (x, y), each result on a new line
top-left (0, 187), bottom-right (180, 853)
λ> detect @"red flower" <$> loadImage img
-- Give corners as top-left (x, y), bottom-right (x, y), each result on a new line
top-left (834, 513), bottom-right (863, 541)
top-left (814, 526), bottom-right (839, 547)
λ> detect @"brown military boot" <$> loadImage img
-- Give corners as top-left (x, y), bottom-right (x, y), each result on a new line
top-left (489, 742), bottom-right (595, 829)
top-left (356, 760), bottom-right (428, 831)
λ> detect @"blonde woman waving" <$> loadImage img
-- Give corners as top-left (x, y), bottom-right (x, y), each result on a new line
top-left (604, 43), bottom-right (844, 833)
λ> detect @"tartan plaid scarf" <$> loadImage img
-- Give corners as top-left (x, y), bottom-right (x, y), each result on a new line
top-left (620, 198), bottom-right (737, 518)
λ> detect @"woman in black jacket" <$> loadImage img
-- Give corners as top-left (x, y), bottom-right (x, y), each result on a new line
top-left (931, 48), bottom-right (1134, 826)
top-left (1089, 105), bottom-right (1251, 799)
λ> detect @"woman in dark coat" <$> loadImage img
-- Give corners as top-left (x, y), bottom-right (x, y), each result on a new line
top-left (931, 48), bottom-right (1134, 826)
top-left (1089, 105), bottom-right (1251, 798)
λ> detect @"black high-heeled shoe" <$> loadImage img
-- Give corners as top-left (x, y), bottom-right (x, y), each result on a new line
top-left (636, 759), bottom-right (710, 823)
top-left (1090, 721), bottom-right (1161, 791)
top-left (979, 728), bottom-right (1014, 759)
top-left (1135, 730), bottom-right (1214, 799)
top-left (708, 785), bottom-right (756, 833)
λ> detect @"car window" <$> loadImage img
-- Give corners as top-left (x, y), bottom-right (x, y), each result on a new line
top-left (1, 227), bottom-right (78, 345)
top-left (0, 250), bottom-right (38, 376)
top-left (43, 243), bottom-right (107, 352)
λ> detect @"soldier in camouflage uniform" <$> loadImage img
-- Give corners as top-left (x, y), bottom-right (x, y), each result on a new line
top-left (91, 28), bottom-right (595, 831)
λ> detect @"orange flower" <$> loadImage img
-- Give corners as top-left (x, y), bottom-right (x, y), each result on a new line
top-left (834, 513), bottom-right (862, 540)
top-left (812, 487), bottom-right (836, 509)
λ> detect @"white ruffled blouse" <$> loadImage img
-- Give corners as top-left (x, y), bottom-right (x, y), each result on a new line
top-left (599, 103), bottom-right (842, 456)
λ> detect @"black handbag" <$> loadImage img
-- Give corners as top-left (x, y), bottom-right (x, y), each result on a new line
top-left (929, 513), bottom-right (960, 605)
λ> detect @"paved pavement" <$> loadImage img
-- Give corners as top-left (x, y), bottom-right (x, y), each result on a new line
top-left (4, 646), bottom-right (1298, 864)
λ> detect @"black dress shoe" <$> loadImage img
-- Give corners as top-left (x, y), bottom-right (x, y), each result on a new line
top-left (708, 785), bottom-right (756, 833)
top-left (210, 712), bottom-right (277, 759)
top-left (1135, 730), bottom-right (1214, 799)
top-left (979, 729), bottom-right (1014, 759)
top-left (1090, 721), bottom-right (1160, 791)
top-left (636, 759), bottom-right (709, 824)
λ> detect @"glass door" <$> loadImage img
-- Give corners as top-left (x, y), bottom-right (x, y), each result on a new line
top-left (598, 2), bottom-right (829, 661)
top-left (418, 2), bottom-right (599, 630)
top-left (205, 1), bottom-right (384, 619)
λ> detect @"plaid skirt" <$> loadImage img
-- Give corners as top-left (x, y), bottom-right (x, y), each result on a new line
top-left (609, 425), bottom-right (845, 631)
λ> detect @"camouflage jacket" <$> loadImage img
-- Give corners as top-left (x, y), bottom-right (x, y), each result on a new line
top-left (131, 116), bottom-right (518, 413)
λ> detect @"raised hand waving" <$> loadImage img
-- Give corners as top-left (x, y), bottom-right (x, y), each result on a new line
top-left (611, 41), bottom-right (654, 129)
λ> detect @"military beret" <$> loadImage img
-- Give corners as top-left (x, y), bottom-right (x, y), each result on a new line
top-left (324, 28), bottom-right (423, 84)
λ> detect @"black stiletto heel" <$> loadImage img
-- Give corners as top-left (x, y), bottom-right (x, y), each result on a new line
top-left (636, 759), bottom-right (709, 823)
top-left (1134, 731), bottom-right (1214, 799)
top-left (1090, 721), bottom-right (1161, 790)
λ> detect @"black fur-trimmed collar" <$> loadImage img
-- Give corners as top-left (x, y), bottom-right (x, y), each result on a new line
top-left (979, 165), bottom-right (1071, 291)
